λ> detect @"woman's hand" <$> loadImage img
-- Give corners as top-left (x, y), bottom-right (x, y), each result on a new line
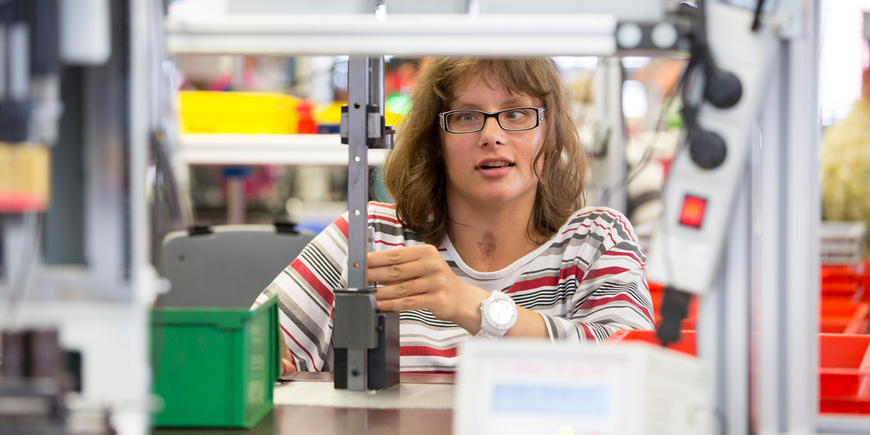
top-left (367, 245), bottom-right (489, 329)
top-left (280, 337), bottom-right (297, 376)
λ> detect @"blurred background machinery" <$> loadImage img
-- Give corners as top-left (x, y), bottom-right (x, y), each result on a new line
top-left (1, 0), bottom-right (161, 434)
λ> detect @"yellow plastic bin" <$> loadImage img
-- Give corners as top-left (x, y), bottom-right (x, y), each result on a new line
top-left (178, 91), bottom-right (300, 134)
top-left (151, 295), bottom-right (281, 428)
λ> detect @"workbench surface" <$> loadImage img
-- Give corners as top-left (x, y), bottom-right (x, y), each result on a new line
top-left (153, 372), bottom-right (455, 435)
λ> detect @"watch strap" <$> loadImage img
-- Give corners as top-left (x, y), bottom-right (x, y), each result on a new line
top-left (475, 291), bottom-right (517, 339)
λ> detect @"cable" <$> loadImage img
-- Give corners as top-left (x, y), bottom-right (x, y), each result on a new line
top-left (654, 0), bottom-right (711, 347)
top-left (599, 0), bottom-right (709, 207)
top-left (752, 0), bottom-right (767, 32)
top-left (1, 212), bottom-right (43, 330)
top-left (597, 78), bottom-right (682, 206)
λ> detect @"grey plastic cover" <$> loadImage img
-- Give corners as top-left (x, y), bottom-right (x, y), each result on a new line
top-left (155, 225), bottom-right (315, 308)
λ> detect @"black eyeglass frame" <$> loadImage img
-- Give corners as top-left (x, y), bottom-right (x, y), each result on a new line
top-left (437, 107), bottom-right (546, 134)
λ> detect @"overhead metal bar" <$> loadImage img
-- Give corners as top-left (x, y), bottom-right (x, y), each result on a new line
top-left (165, 14), bottom-right (617, 56)
top-left (176, 134), bottom-right (387, 166)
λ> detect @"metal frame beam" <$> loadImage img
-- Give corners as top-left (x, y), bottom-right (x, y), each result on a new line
top-left (165, 14), bottom-right (618, 56)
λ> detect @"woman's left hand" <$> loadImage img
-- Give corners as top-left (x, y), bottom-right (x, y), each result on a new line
top-left (367, 245), bottom-right (487, 326)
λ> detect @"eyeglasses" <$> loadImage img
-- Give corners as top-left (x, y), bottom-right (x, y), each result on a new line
top-left (438, 107), bottom-right (545, 134)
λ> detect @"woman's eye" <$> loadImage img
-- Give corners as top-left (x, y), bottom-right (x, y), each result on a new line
top-left (506, 110), bottom-right (526, 119)
top-left (459, 113), bottom-right (476, 122)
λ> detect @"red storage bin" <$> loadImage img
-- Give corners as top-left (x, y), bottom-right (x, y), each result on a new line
top-left (863, 259), bottom-right (870, 301)
top-left (605, 329), bottom-right (696, 357)
top-left (819, 334), bottom-right (870, 415)
top-left (822, 264), bottom-right (863, 299)
top-left (820, 299), bottom-right (870, 334)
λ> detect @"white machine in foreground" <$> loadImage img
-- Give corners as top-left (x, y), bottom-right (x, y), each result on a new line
top-left (455, 340), bottom-right (713, 435)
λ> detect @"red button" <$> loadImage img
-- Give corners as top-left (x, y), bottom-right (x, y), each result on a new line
top-left (679, 194), bottom-right (707, 229)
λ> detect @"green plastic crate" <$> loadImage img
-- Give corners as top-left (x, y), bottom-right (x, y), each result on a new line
top-left (151, 295), bottom-right (281, 428)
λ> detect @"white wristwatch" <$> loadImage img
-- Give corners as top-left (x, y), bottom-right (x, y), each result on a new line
top-left (476, 291), bottom-right (518, 339)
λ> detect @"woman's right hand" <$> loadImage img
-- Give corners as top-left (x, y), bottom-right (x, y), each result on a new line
top-left (282, 359), bottom-right (296, 376)
top-left (281, 338), bottom-right (297, 376)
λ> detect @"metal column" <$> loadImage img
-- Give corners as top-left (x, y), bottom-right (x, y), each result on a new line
top-left (333, 55), bottom-right (398, 392)
top-left (697, 171), bottom-right (752, 435)
top-left (600, 57), bottom-right (627, 213)
top-left (751, 1), bottom-right (823, 433)
top-left (782, 1), bottom-right (822, 432)
top-left (346, 55), bottom-right (372, 292)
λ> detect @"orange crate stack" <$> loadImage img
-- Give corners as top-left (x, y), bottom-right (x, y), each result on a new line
top-left (820, 299), bottom-right (870, 334)
top-left (819, 334), bottom-right (870, 415)
top-left (821, 264), bottom-right (864, 300)
top-left (606, 329), bottom-right (696, 356)
top-left (634, 275), bottom-right (870, 417)
top-left (865, 259), bottom-right (870, 299)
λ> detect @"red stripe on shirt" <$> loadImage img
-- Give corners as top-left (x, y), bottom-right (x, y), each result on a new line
top-left (291, 260), bottom-right (335, 306)
top-left (281, 324), bottom-right (319, 372)
top-left (334, 216), bottom-right (349, 238)
top-left (402, 370), bottom-right (457, 375)
top-left (560, 263), bottom-right (585, 282)
top-left (603, 249), bottom-right (644, 267)
top-left (579, 323), bottom-right (597, 340)
top-left (575, 208), bottom-right (640, 244)
top-left (507, 265), bottom-right (585, 294)
top-left (583, 266), bottom-right (630, 281)
top-left (375, 240), bottom-right (404, 247)
top-left (369, 214), bottom-right (401, 225)
top-left (400, 346), bottom-right (458, 358)
top-left (599, 209), bottom-right (638, 242)
top-left (574, 210), bottom-right (596, 219)
top-left (506, 275), bottom-right (560, 294)
top-left (566, 221), bottom-right (609, 234)
top-left (580, 293), bottom-right (654, 320)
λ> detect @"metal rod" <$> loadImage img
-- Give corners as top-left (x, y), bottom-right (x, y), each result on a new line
top-left (370, 56), bottom-right (384, 123)
top-left (346, 55), bottom-right (370, 291)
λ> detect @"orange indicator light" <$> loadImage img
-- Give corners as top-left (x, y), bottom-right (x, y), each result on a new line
top-left (678, 194), bottom-right (707, 229)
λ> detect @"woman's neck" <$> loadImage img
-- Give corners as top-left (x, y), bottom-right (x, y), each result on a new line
top-left (446, 198), bottom-right (544, 273)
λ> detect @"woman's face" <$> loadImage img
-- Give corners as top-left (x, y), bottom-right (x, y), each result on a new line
top-left (439, 75), bottom-right (546, 213)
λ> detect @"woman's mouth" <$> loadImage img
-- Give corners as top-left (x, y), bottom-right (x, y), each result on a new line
top-left (478, 162), bottom-right (515, 170)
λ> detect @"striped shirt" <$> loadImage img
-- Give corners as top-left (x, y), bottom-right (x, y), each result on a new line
top-left (255, 202), bottom-right (655, 373)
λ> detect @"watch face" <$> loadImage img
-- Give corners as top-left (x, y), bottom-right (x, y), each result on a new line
top-left (488, 300), bottom-right (514, 326)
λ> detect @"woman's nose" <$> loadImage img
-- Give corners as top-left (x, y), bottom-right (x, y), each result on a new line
top-left (478, 116), bottom-right (504, 147)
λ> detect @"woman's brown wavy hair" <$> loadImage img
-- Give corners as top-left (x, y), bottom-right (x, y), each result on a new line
top-left (382, 58), bottom-right (588, 246)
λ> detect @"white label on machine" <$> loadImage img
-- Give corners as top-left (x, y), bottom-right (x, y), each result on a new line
top-left (475, 353), bottom-right (630, 434)
top-left (454, 339), bottom-right (713, 435)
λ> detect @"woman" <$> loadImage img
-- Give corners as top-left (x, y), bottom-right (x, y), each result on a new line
top-left (255, 58), bottom-right (654, 375)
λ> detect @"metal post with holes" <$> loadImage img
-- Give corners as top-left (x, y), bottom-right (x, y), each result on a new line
top-left (333, 55), bottom-right (398, 391)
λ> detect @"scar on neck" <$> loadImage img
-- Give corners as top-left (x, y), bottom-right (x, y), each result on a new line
top-left (477, 232), bottom-right (496, 259)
